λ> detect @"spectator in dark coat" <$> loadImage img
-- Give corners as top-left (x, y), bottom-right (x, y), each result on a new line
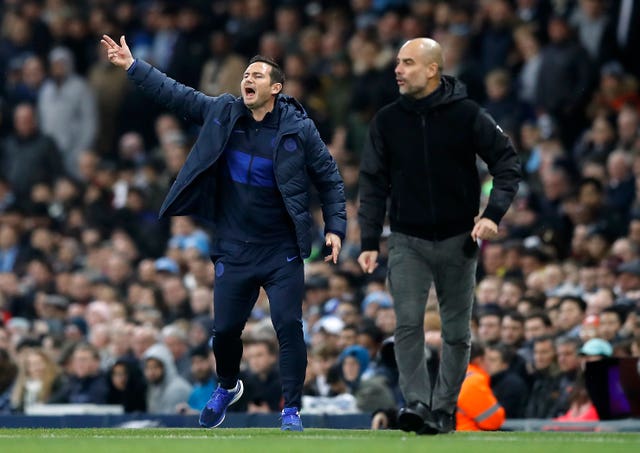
top-left (524, 335), bottom-right (561, 418)
top-left (1, 103), bottom-right (64, 201)
top-left (485, 343), bottom-right (528, 418)
top-left (52, 343), bottom-right (109, 404)
top-left (535, 15), bottom-right (594, 147)
top-left (107, 358), bottom-right (147, 412)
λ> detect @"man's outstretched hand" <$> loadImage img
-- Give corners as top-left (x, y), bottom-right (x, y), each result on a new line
top-left (100, 35), bottom-right (134, 70)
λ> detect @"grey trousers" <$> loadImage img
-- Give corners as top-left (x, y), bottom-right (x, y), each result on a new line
top-left (387, 231), bottom-right (477, 414)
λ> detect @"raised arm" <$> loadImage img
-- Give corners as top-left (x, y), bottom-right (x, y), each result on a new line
top-left (100, 34), bottom-right (211, 125)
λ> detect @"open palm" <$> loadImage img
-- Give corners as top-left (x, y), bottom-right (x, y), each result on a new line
top-left (100, 34), bottom-right (135, 70)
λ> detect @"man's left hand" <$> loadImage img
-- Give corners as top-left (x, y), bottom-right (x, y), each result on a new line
top-left (324, 233), bottom-right (342, 264)
top-left (471, 218), bottom-right (498, 241)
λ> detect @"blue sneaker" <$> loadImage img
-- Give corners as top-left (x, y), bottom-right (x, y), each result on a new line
top-left (280, 407), bottom-right (303, 432)
top-left (199, 380), bottom-right (244, 428)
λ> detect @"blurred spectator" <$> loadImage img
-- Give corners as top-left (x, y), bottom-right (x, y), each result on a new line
top-left (455, 342), bottom-right (506, 431)
top-left (143, 343), bottom-right (192, 414)
top-left (1, 103), bottom-right (64, 201)
top-left (185, 343), bottom-right (217, 412)
top-left (38, 47), bottom-right (97, 177)
top-left (0, 349), bottom-right (17, 413)
top-left (10, 347), bottom-right (65, 412)
top-left (607, 0), bottom-right (640, 78)
top-left (524, 335), bottom-right (561, 418)
top-left (485, 343), bottom-right (528, 418)
top-left (240, 338), bottom-right (282, 413)
top-left (535, 14), bottom-right (593, 147)
top-left (161, 324), bottom-right (191, 381)
top-left (106, 358), bottom-right (147, 413)
top-left (51, 343), bottom-right (108, 404)
top-left (199, 31), bottom-right (247, 97)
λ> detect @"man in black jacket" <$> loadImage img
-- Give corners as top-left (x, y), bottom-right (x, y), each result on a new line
top-left (357, 38), bottom-right (521, 434)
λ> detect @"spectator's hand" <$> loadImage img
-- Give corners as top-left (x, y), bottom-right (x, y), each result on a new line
top-left (358, 251), bottom-right (379, 274)
top-left (101, 35), bottom-right (135, 70)
top-left (471, 218), bottom-right (498, 241)
top-left (324, 233), bottom-right (342, 264)
top-left (371, 411), bottom-right (389, 430)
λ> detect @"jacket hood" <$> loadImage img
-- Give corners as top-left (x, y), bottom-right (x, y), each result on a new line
top-left (143, 343), bottom-right (177, 384)
top-left (339, 345), bottom-right (370, 381)
top-left (397, 75), bottom-right (468, 113)
top-left (278, 94), bottom-right (307, 115)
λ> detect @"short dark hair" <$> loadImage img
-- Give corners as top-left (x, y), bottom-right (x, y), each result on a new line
top-left (248, 55), bottom-right (285, 86)
top-left (526, 311), bottom-right (552, 327)
top-left (485, 343), bottom-right (515, 365)
top-left (559, 295), bottom-right (587, 313)
top-left (503, 310), bottom-right (525, 325)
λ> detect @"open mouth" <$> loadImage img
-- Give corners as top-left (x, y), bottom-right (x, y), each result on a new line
top-left (245, 87), bottom-right (256, 97)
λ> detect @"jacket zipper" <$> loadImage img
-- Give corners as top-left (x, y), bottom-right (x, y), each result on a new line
top-left (421, 114), bottom-right (438, 240)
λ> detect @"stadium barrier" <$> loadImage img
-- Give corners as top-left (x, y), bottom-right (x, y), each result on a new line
top-left (1, 412), bottom-right (639, 431)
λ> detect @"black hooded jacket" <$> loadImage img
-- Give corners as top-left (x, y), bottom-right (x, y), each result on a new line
top-left (359, 76), bottom-right (521, 250)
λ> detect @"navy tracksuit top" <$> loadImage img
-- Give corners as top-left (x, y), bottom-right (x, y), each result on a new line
top-left (215, 102), bottom-right (296, 244)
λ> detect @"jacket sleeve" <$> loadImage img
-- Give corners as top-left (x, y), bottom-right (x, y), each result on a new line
top-left (127, 59), bottom-right (212, 125)
top-left (358, 115), bottom-right (390, 251)
top-left (458, 374), bottom-right (506, 431)
top-left (303, 121), bottom-right (347, 238)
top-left (472, 108), bottom-right (522, 225)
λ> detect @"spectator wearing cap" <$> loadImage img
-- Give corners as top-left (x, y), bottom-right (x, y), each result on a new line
top-left (579, 337), bottom-right (613, 362)
top-left (361, 290), bottom-right (393, 321)
top-left (38, 47), bottom-right (97, 177)
top-left (310, 315), bottom-right (344, 350)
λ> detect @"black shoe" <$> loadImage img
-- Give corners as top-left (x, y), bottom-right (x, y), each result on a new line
top-left (416, 411), bottom-right (439, 435)
top-left (397, 401), bottom-right (430, 433)
top-left (433, 410), bottom-right (456, 434)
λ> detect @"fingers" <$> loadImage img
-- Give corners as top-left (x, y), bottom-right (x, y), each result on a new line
top-left (120, 35), bottom-right (130, 50)
top-left (102, 34), bottom-right (118, 48)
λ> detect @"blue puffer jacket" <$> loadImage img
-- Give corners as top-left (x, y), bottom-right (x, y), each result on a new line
top-left (127, 60), bottom-right (346, 258)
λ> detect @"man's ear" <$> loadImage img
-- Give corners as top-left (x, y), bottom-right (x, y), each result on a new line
top-left (271, 83), bottom-right (283, 95)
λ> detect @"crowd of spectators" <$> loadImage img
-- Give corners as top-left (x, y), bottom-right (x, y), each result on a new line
top-left (0, 0), bottom-right (639, 424)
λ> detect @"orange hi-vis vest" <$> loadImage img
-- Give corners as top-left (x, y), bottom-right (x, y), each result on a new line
top-left (456, 363), bottom-right (506, 431)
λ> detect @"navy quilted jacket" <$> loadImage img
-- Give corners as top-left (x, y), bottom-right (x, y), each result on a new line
top-left (127, 60), bottom-right (346, 258)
